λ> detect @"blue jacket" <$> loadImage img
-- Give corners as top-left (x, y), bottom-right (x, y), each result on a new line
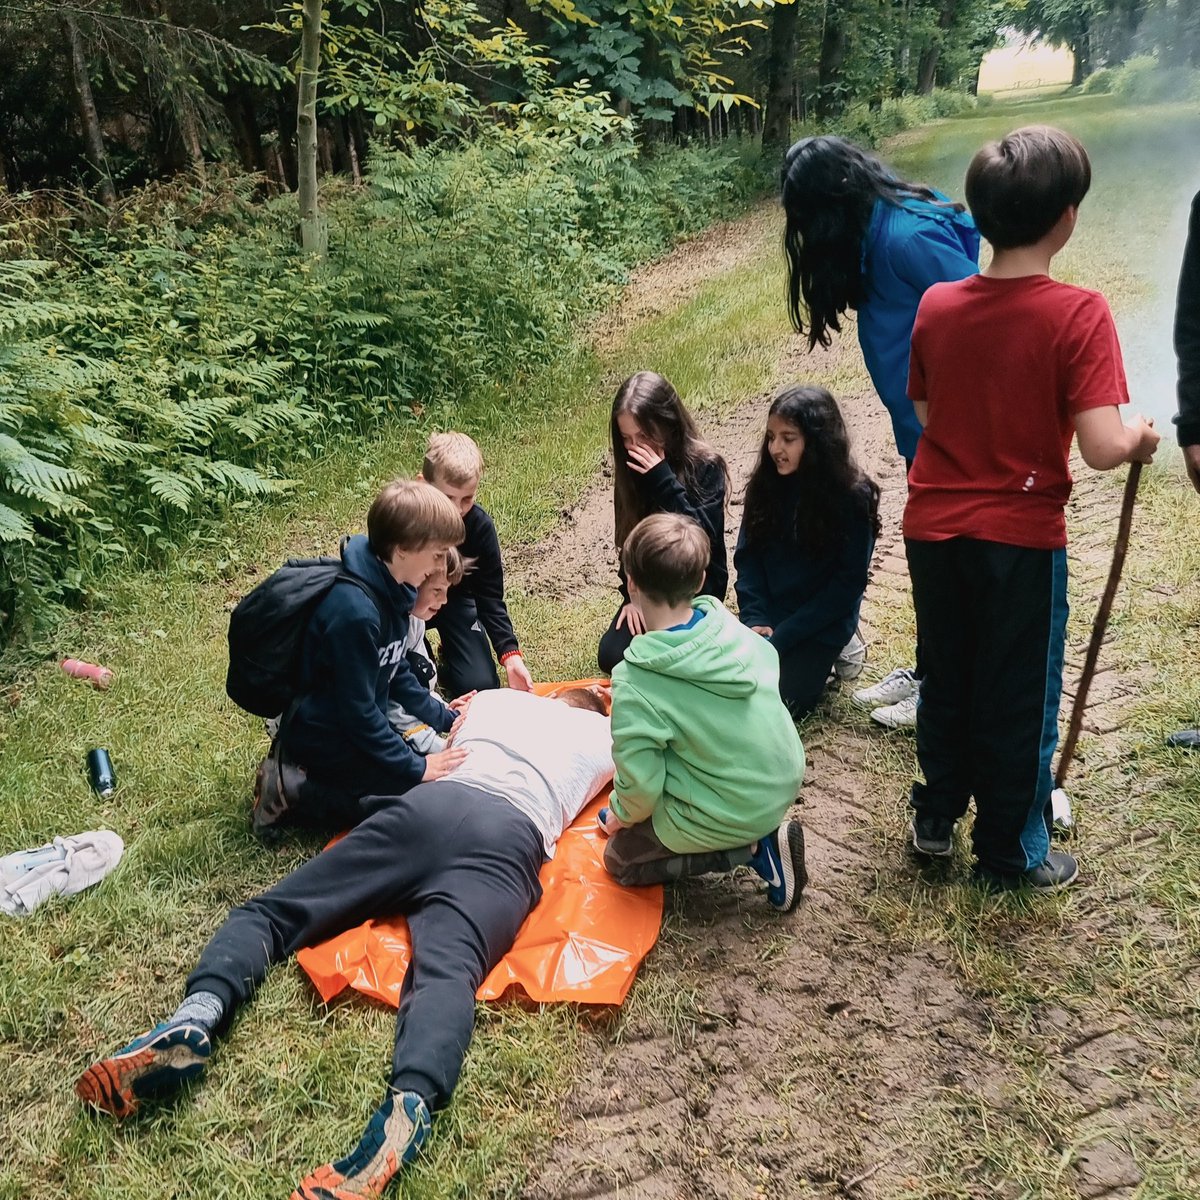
top-left (858, 195), bottom-right (980, 462)
top-left (734, 483), bottom-right (875, 654)
top-left (288, 534), bottom-right (432, 795)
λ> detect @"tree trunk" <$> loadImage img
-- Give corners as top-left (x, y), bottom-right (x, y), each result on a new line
top-left (296, 0), bottom-right (326, 254)
top-left (816, 1), bottom-right (848, 120)
top-left (177, 101), bottom-right (207, 183)
top-left (917, 0), bottom-right (957, 95)
top-left (317, 124), bottom-right (334, 176)
top-left (61, 14), bottom-right (115, 206)
top-left (762, 0), bottom-right (801, 150)
top-left (1070, 32), bottom-right (1091, 86)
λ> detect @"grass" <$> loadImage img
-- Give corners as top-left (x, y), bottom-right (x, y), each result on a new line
top-left (4, 90), bottom-right (1200, 1199)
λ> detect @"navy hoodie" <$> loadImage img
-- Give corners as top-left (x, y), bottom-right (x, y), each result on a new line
top-left (734, 482), bottom-right (875, 654)
top-left (428, 502), bottom-right (518, 658)
top-left (619, 457), bottom-right (728, 602)
top-left (287, 534), bottom-right (426, 794)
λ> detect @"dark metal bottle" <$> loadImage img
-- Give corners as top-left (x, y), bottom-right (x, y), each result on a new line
top-left (87, 749), bottom-right (116, 797)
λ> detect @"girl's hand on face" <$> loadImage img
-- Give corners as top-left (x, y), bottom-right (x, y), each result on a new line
top-left (616, 603), bottom-right (646, 636)
top-left (750, 625), bottom-right (774, 637)
top-left (625, 442), bottom-right (666, 475)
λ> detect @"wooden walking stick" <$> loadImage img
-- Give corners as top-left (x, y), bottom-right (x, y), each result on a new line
top-left (1054, 461), bottom-right (1144, 792)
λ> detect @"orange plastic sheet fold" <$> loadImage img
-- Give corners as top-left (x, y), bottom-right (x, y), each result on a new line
top-left (296, 681), bottom-right (664, 1008)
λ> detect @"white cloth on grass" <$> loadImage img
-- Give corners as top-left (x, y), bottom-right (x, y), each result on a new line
top-left (0, 830), bottom-right (124, 917)
top-left (446, 689), bottom-right (613, 857)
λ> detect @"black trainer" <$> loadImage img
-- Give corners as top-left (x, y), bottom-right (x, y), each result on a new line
top-left (910, 814), bottom-right (955, 857)
top-left (972, 850), bottom-right (1079, 894)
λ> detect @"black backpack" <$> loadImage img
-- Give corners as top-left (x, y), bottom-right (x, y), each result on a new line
top-left (226, 543), bottom-right (390, 718)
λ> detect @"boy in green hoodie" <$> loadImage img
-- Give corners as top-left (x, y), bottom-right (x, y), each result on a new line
top-left (600, 513), bottom-right (808, 912)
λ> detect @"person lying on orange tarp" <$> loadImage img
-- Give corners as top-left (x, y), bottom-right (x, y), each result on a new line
top-left (75, 686), bottom-right (631, 1200)
top-left (296, 781), bottom-right (662, 1009)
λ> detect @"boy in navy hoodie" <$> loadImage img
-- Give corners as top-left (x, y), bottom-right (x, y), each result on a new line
top-left (418, 432), bottom-right (534, 695)
top-left (252, 479), bottom-right (468, 834)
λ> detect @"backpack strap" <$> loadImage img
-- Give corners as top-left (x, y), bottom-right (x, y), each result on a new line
top-left (277, 567), bottom-right (394, 751)
top-left (333, 572), bottom-right (392, 646)
top-left (335, 533), bottom-right (394, 645)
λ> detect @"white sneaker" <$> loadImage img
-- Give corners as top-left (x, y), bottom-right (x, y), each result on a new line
top-left (833, 631), bottom-right (867, 681)
top-left (871, 693), bottom-right (918, 729)
top-left (852, 667), bottom-right (918, 708)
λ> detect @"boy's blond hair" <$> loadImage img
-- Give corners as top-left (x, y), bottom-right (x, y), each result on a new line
top-left (423, 432), bottom-right (484, 488)
top-left (367, 479), bottom-right (464, 561)
top-left (622, 513), bottom-right (709, 606)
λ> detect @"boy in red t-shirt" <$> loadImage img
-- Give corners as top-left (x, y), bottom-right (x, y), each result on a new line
top-left (904, 125), bottom-right (1159, 892)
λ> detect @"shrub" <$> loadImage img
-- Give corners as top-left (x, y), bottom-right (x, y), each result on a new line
top-left (1081, 67), bottom-right (1116, 94)
top-left (0, 132), bottom-right (765, 641)
top-left (1109, 54), bottom-right (1200, 102)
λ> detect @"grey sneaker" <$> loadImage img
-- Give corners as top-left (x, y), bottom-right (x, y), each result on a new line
top-left (973, 850), bottom-right (1080, 894)
top-left (833, 631), bottom-right (867, 681)
top-left (871, 693), bottom-right (918, 730)
top-left (910, 814), bottom-right (955, 857)
top-left (852, 667), bottom-right (918, 708)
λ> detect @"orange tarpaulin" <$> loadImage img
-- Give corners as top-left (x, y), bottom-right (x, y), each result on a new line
top-left (296, 681), bottom-right (664, 1008)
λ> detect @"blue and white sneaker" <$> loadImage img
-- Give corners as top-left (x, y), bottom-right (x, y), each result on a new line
top-left (292, 1089), bottom-right (431, 1199)
top-left (75, 1021), bottom-right (211, 1118)
top-left (749, 820), bottom-right (808, 912)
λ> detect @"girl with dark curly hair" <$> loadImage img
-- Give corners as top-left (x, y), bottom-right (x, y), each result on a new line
top-left (735, 385), bottom-right (879, 719)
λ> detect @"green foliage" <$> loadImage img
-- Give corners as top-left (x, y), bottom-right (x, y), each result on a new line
top-left (1081, 64), bottom-right (1116, 90)
top-left (819, 90), bottom-right (978, 149)
top-left (541, 0), bottom-right (773, 120)
top-left (0, 130), bottom-right (763, 642)
top-left (1108, 52), bottom-right (1200, 99)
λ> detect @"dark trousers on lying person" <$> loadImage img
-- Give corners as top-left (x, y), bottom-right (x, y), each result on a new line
top-left (426, 591), bottom-right (500, 697)
top-left (906, 536), bottom-right (1067, 874)
top-left (187, 781), bottom-right (544, 1111)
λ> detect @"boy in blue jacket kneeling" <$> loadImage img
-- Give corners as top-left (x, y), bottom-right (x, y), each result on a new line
top-left (253, 479), bottom-right (468, 833)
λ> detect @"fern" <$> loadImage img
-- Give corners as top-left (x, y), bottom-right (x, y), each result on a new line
top-left (0, 433), bottom-right (90, 510)
top-left (0, 502), bottom-right (32, 544)
top-left (198, 459), bottom-right (292, 496)
top-left (142, 467), bottom-right (196, 511)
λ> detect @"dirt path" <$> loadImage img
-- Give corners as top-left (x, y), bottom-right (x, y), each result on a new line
top-left (513, 209), bottom-right (1166, 1200)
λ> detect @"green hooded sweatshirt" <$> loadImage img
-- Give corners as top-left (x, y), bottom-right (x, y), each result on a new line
top-left (609, 596), bottom-right (806, 853)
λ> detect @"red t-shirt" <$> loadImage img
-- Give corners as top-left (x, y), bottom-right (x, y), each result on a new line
top-left (905, 274), bottom-right (1129, 550)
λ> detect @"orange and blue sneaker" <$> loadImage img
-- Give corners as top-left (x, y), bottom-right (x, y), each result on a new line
top-left (291, 1089), bottom-right (431, 1199)
top-left (74, 1022), bottom-right (211, 1118)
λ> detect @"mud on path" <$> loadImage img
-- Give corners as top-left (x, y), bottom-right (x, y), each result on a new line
top-left (512, 209), bottom-right (1174, 1199)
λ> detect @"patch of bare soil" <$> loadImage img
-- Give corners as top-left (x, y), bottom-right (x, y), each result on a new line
top-left (587, 200), bottom-right (780, 359)
top-left (514, 211), bottom-right (1182, 1199)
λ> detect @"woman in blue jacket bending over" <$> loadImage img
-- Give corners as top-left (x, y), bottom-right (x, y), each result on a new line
top-left (780, 135), bottom-right (979, 728)
top-left (735, 386), bottom-right (879, 720)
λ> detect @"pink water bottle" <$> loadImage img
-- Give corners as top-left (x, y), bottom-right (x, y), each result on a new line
top-left (61, 659), bottom-right (114, 690)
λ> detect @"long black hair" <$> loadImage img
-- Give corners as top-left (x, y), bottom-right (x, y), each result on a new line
top-left (781, 136), bottom-right (961, 350)
top-left (742, 385), bottom-right (880, 556)
top-left (610, 371), bottom-right (727, 549)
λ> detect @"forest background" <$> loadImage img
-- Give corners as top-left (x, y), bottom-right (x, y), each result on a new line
top-left (0, 0), bottom-right (1198, 647)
